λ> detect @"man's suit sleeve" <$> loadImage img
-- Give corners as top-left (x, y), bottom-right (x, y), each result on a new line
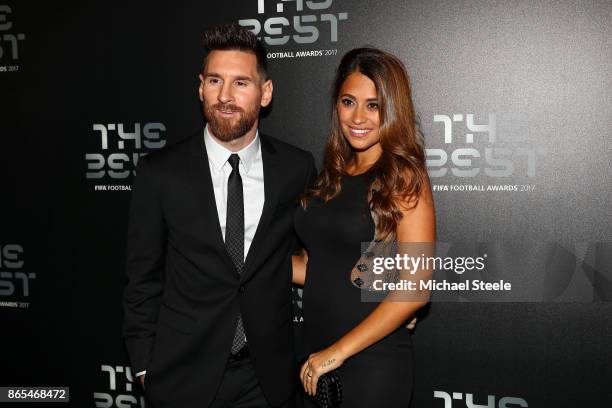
top-left (292, 151), bottom-right (318, 254)
top-left (304, 151), bottom-right (317, 191)
top-left (123, 155), bottom-right (166, 375)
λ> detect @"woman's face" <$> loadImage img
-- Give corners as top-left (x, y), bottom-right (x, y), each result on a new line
top-left (336, 71), bottom-right (381, 152)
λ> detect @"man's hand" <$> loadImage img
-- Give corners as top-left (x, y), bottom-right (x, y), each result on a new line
top-left (139, 375), bottom-right (145, 389)
top-left (406, 315), bottom-right (417, 330)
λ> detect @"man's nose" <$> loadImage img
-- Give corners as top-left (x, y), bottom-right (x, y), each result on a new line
top-left (218, 82), bottom-right (233, 104)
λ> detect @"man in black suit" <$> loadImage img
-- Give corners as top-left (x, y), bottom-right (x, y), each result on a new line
top-left (123, 23), bottom-right (316, 408)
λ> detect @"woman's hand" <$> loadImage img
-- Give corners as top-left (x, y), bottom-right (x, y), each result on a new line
top-left (300, 344), bottom-right (346, 396)
top-left (406, 315), bottom-right (417, 330)
top-left (292, 250), bottom-right (308, 286)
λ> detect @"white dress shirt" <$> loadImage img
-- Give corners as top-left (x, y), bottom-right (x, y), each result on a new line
top-left (203, 125), bottom-right (265, 257)
top-left (136, 125), bottom-right (265, 379)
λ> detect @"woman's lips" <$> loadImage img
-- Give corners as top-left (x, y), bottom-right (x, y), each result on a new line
top-left (348, 127), bottom-right (372, 137)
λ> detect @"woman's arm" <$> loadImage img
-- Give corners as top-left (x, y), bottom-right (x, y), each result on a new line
top-left (292, 249), bottom-right (308, 286)
top-left (300, 177), bottom-right (436, 395)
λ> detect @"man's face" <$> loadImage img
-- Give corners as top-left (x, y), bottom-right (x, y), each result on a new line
top-left (199, 50), bottom-right (272, 142)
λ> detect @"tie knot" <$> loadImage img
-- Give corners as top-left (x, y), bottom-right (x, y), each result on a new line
top-left (228, 154), bottom-right (240, 171)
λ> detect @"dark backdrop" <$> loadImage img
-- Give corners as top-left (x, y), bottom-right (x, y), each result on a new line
top-left (1, 1), bottom-right (610, 407)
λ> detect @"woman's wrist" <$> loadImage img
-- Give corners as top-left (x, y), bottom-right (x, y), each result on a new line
top-left (332, 339), bottom-right (352, 361)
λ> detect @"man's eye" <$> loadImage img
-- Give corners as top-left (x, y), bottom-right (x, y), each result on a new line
top-left (236, 81), bottom-right (248, 87)
top-left (207, 78), bottom-right (220, 85)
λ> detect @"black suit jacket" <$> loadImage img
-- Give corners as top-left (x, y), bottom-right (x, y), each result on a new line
top-left (122, 129), bottom-right (316, 408)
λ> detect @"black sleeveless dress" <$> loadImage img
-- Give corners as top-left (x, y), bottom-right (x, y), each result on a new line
top-left (294, 173), bottom-right (414, 408)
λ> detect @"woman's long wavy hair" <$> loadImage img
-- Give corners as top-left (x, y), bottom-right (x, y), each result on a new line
top-left (302, 47), bottom-right (427, 240)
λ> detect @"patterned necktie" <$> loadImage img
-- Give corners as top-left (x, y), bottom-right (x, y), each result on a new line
top-left (226, 154), bottom-right (246, 354)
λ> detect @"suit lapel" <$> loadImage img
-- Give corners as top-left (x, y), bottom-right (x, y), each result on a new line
top-left (242, 134), bottom-right (280, 282)
top-left (187, 131), bottom-right (238, 276)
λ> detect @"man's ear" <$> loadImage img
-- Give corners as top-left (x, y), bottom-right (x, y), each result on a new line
top-left (198, 74), bottom-right (205, 102)
top-left (260, 79), bottom-right (273, 107)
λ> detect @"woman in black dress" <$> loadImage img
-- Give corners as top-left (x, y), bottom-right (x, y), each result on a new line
top-left (293, 48), bottom-right (435, 407)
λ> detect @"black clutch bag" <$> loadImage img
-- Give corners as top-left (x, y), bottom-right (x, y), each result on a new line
top-left (309, 369), bottom-right (343, 408)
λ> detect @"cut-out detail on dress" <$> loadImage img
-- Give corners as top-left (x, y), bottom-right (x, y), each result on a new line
top-left (350, 200), bottom-right (400, 291)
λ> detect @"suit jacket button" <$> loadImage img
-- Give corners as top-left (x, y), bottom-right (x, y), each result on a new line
top-left (239, 285), bottom-right (245, 293)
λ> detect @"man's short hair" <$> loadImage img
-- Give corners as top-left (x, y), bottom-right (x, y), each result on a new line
top-left (203, 22), bottom-right (268, 81)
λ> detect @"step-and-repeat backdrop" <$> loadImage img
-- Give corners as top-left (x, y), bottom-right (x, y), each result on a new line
top-left (1, 1), bottom-right (610, 407)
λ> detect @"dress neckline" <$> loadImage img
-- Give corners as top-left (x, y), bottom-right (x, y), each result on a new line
top-left (344, 170), bottom-right (372, 178)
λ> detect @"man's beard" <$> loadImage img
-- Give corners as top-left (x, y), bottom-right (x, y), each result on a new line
top-left (204, 101), bottom-right (260, 142)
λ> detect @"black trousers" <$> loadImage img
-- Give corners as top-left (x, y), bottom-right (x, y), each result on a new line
top-left (210, 356), bottom-right (292, 408)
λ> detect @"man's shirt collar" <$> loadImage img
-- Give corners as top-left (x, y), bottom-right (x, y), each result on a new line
top-left (204, 124), bottom-right (260, 174)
